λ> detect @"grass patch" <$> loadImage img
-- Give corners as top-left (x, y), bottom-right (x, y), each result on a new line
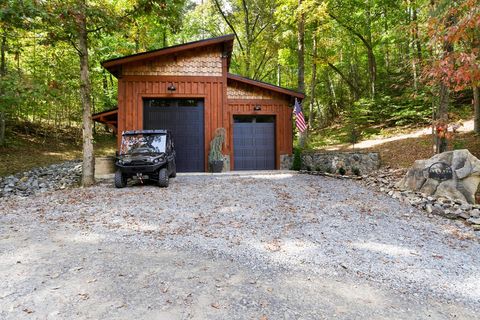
top-left (0, 132), bottom-right (116, 177)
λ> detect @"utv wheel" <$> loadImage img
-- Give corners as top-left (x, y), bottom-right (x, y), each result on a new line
top-left (158, 168), bottom-right (169, 187)
top-left (114, 170), bottom-right (127, 188)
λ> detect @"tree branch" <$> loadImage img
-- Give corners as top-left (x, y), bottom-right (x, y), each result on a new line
top-left (213, 0), bottom-right (244, 52)
top-left (328, 12), bottom-right (372, 50)
top-left (327, 62), bottom-right (360, 96)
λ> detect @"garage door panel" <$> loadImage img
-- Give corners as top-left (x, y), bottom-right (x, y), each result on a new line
top-left (234, 118), bottom-right (275, 171)
top-left (144, 99), bottom-right (204, 172)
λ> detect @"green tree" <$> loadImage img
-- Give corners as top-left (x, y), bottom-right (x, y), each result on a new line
top-left (39, 0), bottom-right (124, 186)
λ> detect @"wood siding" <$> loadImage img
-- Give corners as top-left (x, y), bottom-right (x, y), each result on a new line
top-left (122, 46), bottom-right (223, 77)
top-left (115, 44), bottom-right (294, 171)
top-left (117, 77), bottom-right (293, 170)
top-left (117, 75), bottom-right (225, 171)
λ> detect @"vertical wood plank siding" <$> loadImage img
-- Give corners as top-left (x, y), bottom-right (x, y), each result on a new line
top-left (117, 75), bottom-right (225, 171)
top-left (117, 76), bottom-right (293, 170)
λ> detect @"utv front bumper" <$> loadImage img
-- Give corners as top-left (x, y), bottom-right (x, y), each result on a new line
top-left (115, 162), bottom-right (166, 175)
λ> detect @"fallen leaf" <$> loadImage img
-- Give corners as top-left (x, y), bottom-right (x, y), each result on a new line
top-left (78, 293), bottom-right (89, 300)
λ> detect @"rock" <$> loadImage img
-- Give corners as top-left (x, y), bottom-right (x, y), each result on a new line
top-left (435, 180), bottom-right (468, 203)
top-left (396, 150), bottom-right (480, 204)
top-left (425, 204), bottom-right (433, 213)
top-left (442, 210), bottom-right (459, 219)
top-left (467, 217), bottom-right (480, 225)
top-left (458, 212), bottom-right (471, 220)
top-left (472, 224), bottom-right (480, 231)
top-left (0, 161), bottom-right (82, 199)
top-left (431, 207), bottom-right (445, 216)
top-left (17, 184), bottom-right (28, 191)
top-left (470, 209), bottom-right (480, 218)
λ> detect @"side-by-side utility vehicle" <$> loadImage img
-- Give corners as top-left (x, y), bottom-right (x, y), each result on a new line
top-left (115, 130), bottom-right (176, 188)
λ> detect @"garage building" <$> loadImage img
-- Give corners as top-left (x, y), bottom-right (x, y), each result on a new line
top-left (93, 34), bottom-right (304, 172)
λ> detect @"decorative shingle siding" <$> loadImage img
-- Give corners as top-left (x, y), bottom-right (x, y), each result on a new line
top-left (227, 81), bottom-right (276, 100)
top-left (122, 47), bottom-right (223, 77)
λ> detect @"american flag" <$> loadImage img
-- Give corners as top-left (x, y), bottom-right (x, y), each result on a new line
top-left (293, 98), bottom-right (307, 133)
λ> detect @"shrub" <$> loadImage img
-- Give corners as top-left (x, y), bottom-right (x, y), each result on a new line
top-left (292, 148), bottom-right (302, 171)
top-left (352, 167), bottom-right (361, 176)
top-left (338, 167), bottom-right (346, 175)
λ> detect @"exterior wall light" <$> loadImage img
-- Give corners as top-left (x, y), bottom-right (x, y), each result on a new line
top-left (167, 83), bottom-right (176, 91)
top-left (254, 105), bottom-right (261, 111)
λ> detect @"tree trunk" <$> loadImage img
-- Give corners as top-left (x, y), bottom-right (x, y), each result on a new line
top-left (0, 31), bottom-right (6, 77)
top-left (0, 31), bottom-right (6, 146)
top-left (308, 35), bottom-right (318, 129)
top-left (78, 0), bottom-right (95, 186)
top-left (411, 0), bottom-right (422, 62)
top-left (327, 71), bottom-right (339, 115)
top-left (277, 64), bottom-right (281, 86)
top-left (431, 0), bottom-right (453, 153)
top-left (297, 0), bottom-right (305, 93)
top-left (410, 0), bottom-right (421, 93)
top-left (242, 0), bottom-right (252, 77)
top-left (474, 86), bottom-right (480, 133)
top-left (0, 112), bottom-right (5, 146)
top-left (365, 0), bottom-right (375, 98)
top-left (435, 83), bottom-right (450, 153)
top-left (437, 83), bottom-right (449, 121)
top-left (367, 47), bottom-right (376, 98)
top-left (297, 0), bottom-right (306, 147)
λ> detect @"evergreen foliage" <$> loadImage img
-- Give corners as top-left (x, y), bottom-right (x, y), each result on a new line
top-left (292, 147), bottom-right (302, 171)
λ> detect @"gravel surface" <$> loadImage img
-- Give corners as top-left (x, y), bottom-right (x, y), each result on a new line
top-left (1, 172), bottom-right (479, 319)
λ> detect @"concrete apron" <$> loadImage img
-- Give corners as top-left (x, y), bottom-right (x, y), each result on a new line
top-left (95, 170), bottom-right (297, 181)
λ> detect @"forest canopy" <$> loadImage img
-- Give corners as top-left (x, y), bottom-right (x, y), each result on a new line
top-left (0, 0), bottom-right (479, 139)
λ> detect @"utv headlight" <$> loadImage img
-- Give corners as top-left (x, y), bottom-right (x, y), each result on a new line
top-left (153, 158), bottom-right (159, 164)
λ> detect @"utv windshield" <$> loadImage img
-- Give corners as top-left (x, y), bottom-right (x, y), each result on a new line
top-left (120, 134), bottom-right (166, 155)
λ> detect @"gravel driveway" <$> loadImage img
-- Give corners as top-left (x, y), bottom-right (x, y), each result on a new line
top-left (1, 172), bottom-right (479, 319)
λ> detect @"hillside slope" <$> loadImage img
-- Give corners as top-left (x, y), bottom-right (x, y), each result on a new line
top-left (314, 120), bottom-right (480, 168)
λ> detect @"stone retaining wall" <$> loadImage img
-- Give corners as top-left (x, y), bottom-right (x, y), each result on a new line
top-left (280, 151), bottom-right (380, 174)
top-left (280, 151), bottom-right (380, 175)
top-left (302, 152), bottom-right (380, 175)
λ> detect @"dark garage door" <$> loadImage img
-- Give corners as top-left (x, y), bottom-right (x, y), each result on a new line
top-left (233, 115), bottom-right (275, 170)
top-left (144, 98), bottom-right (204, 172)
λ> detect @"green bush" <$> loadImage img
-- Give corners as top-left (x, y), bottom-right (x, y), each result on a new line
top-left (338, 167), bottom-right (346, 175)
top-left (352, 167), bottom-right (361, 176)
top-left (292, 148), bottom-right (302, 171)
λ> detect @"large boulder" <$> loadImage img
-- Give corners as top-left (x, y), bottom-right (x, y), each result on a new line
top-left (396, 149), bottom-right (480, 204)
